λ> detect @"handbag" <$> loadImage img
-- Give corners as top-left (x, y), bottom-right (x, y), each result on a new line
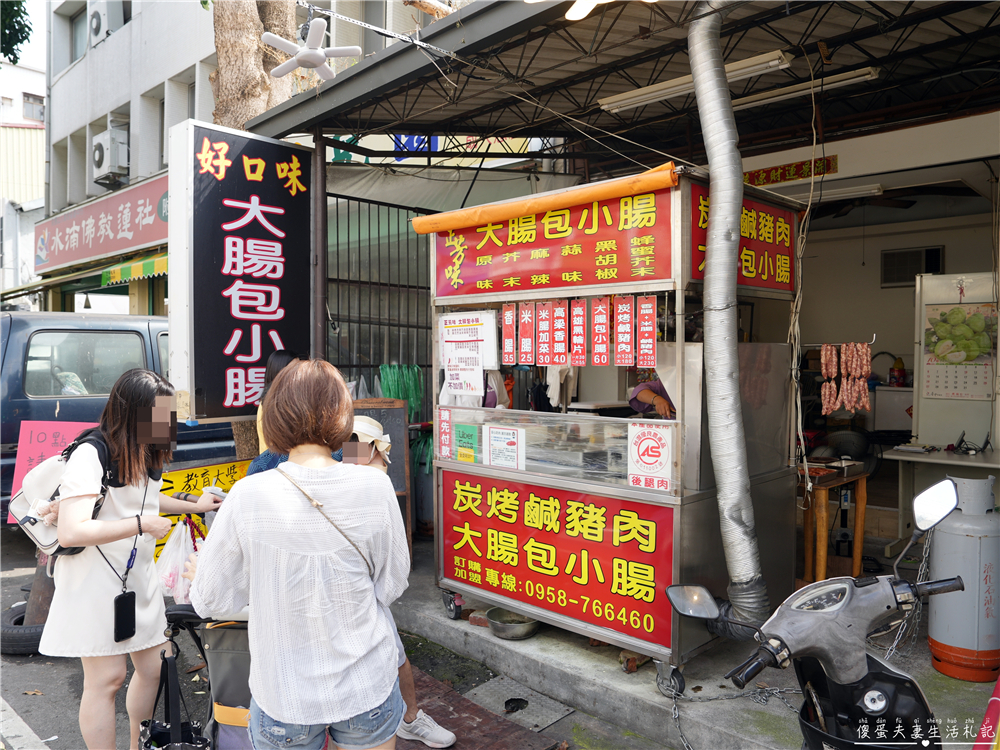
top-left (139, 647), bottom-right (210, 750)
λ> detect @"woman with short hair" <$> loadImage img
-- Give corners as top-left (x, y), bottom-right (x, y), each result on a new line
top-left (39, 368), bottom-right (224, 750)
top-left (189, 359), bottom-right (410, 750)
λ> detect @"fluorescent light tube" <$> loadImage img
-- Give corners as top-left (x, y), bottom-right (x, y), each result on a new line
top-left (786, 184), bottom-right (883, 203)
top-left (599, 50), bottom-right (793, 114)
top-left (731, 67), bottom-right (881, 111)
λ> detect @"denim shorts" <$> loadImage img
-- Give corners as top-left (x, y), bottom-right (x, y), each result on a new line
top-left (248, 679), bottom-right (404, 750)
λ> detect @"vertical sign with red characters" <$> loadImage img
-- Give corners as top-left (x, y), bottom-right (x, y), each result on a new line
top-left (591, 297), bottom-right (611, 366)
top-left (501, 304), bottom-right (517, 366)
top-left (518, 302), bottom-right (536, 365)
top-left (536, 302), bottom-right (554, 367)
top-left (438, 408), bottom-right (453, 459)
top-left (552, 301), bottom-right (569, 366)
top-left (614, 296), bottom-right (635, 367)
top-left (636, 296), bottom-right (657, 368)
top-left (570, 300), bottom-right (588, 366)
top-left (168, 121), bottom-right (311, 421)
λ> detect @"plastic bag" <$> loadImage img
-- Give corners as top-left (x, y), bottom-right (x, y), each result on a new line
top-left (156, 517), bottom-right (197, 604)
top-left (356, 375), bottom-right (371, 400)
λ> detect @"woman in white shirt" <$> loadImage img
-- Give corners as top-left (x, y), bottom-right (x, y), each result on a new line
top-left (189, 359), bottom-right (410, 750)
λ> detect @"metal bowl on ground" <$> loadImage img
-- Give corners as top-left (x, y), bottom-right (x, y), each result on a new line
top-left (486, 607), bottom-right (540, 640)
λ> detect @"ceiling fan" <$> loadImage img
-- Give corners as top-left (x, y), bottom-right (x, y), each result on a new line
top-left (813, 184), bottom-right (978, 220)
top-left (261, 17), bottom-right (362, 82)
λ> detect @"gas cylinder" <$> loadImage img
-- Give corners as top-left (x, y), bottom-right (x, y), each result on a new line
top-left (928, 475), bottom-right (1000, 682)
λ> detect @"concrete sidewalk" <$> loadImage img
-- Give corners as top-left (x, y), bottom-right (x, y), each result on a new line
top-left (391, 538), bottom-right (995, 750)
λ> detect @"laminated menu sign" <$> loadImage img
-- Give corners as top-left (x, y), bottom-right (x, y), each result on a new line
top-left (485, 426), bottom-right (525, 470)
top-left (627, 422), bottom-right (672, 490)
top-left (518, 302), bottom-right (536, 365)
top-left (454, 424), bottom-right (479, 463)
top-left (440, 314), bottom-right (484, 397)
top-left (442, 469), bottom-right (675, 646)
top-left (536, 302), bottom-right (554, 367)
top-left (552, 300), bottom-right (569, 366)
top-left (592, 296), bottom-right (611, 366)
top-left (614, 296), bottom-right (635, 367)
top-left (570, 300), bottom-right (587, 366)
top-left (501, 304), bottom-right (516, 366)
top-left (636, 296), bottom-right (657, 368)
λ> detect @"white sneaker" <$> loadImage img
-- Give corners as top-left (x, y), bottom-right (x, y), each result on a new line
top-left (397, 709), bottom-right (457, 748)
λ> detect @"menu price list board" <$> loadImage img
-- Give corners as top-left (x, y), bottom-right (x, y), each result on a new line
top-left (922, 302), bottom-right (997, 400)
top-left (442, 470), bottom-right (674, 647)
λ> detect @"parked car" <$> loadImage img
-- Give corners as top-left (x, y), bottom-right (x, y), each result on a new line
top-left (1, 311), bottom-right (236, 523)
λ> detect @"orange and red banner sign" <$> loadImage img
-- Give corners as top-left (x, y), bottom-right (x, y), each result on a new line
top-left (435, 189), bottom-right (673, 298)
top-left (442, 469), bottom-right (674, 646)
top-left (690, 183), bottom-right (796, 295)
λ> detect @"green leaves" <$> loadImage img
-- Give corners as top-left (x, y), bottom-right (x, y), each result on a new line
top-left (1, 1), bottom-right (32, 66)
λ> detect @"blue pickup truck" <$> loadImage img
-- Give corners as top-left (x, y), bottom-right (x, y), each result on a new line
top-left (1, 311), bottom-right (236, 523)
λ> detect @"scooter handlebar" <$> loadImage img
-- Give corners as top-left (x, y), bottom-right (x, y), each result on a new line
top-left (727, 654), bottom-right (770, 690)
top-left (914, 576), bottom-right (964, 598)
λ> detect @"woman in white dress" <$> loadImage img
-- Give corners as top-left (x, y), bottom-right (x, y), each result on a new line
top-left (38, 368), bottom-right (225, 750)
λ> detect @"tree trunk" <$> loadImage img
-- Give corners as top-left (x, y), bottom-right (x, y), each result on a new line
top-left (210, 0), bottom-right (298, 458)
top-left (232, 419), bottom-right (261, 461)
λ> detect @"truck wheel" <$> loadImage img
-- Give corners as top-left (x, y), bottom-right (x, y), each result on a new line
top-left (1, 603), bottom-right (44, 655)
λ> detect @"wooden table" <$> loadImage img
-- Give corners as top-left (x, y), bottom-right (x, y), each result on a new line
top-left (801, 471), bottom-right (870, 581)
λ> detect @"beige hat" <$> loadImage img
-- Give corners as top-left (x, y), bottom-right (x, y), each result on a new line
top-left (353, 415), bottom-right (391, 463)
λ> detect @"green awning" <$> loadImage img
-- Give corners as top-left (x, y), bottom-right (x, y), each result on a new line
top-left (101, 252), bottom-right (168, 286)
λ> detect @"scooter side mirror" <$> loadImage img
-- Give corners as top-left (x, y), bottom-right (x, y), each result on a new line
top-left (666, 585), bottom-right (720, 620)
top-left (912, 479), bottom-right (958, 532)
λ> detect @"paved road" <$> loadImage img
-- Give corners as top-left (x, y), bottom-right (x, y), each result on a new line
top-left (1, 528), bottom-right (210, 750)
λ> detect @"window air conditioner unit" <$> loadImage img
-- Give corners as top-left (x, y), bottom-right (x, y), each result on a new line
top-left (89, 0), bottom-right (124, 47)
top-left (93, 129), bottom-right (129, 186)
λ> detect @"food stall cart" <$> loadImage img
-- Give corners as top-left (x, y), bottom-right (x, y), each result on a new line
top-left (412, 163), bottom-right (803, 692)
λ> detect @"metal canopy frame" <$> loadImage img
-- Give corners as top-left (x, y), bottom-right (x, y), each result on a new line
top-left (249, 1), bottom-right (1000, 177)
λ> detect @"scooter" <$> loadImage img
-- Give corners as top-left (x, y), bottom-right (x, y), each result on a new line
top-left (667, 479), bottom-right (965, 750)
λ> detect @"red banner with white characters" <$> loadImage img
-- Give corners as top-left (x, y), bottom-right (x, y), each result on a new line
top-left (434, 189), bottom-right (673, 298)
top-left (591, 297), bottom-right (611, 366)
top-left (442, 470), bottom-right (674, 646)
top-left (552, 300), bottom-right (569, 366)
top-left (636, 296), bottom-right (657, 368)
top-left (34, 174), bottom-right (170, 273)
top-left (438, 408), bottom-right (453, 459)
top-left (614, 296), bottom-right (635, 367)
top-left (570, 300), bottom-right (587, 367)
top-left (536, 302), bottom-right (554, 367)
top-left (501, 304), bottom-right (516, 366)
top-left (518, 302), bottom-right (535, 365)
top-left (690, 183), bottom-right (796, 294)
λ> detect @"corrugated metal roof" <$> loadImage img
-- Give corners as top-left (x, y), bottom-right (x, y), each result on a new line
top-left (0, 125), bottom-right (45, 204)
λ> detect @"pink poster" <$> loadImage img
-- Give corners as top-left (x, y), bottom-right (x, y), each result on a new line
top-left (8, 421), bottom-right (97, 522)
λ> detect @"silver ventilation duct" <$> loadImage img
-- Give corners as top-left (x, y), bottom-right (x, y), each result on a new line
top-left (688, 0), bottom-right (770, 636)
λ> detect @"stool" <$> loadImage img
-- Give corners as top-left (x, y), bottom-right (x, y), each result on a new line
top-left (801, 472), bottom-right (870, 581)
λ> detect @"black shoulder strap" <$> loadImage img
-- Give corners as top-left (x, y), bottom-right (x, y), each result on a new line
top-left (63, 428), bottom-right (113, 493)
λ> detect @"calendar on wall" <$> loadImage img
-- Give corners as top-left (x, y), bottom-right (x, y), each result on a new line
top-left (922, 302), bottom-right (997, 400)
